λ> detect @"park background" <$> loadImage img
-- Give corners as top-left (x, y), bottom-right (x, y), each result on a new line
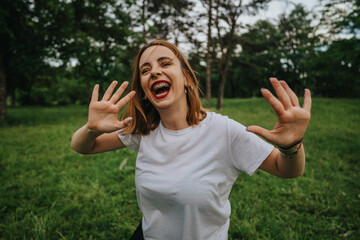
top-left (0, 0), bottom-right (359, 239)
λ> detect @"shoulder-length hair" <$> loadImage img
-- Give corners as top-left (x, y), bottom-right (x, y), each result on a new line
top-left (120, 39), bottom-right (207, 135)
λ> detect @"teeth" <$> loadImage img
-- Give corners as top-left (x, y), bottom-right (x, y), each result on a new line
top-left (156, 91), bottom-right (168, 97)
top-left (152, 82), bottom-right (170, 91)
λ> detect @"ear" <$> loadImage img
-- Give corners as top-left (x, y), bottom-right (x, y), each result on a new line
top-left (184, 77), bottom-right (191, 87)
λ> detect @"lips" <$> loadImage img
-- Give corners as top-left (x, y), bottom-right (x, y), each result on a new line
top-left (151, 80), bottom-right (171, 99)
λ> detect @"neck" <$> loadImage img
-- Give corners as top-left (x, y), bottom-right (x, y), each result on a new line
top-left (157, 103), bottom-right (189, 131)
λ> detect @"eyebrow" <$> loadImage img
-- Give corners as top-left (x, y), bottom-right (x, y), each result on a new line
top-left (139, 56), bottom-right (174, 70)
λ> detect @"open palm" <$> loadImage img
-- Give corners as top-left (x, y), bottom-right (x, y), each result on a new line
top-left (247, 78), bottom-right (312, 148)
top-left (88, 81), bottom-right (135, 133)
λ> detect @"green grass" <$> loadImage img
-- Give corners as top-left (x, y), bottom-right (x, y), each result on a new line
top-left (1, 98), bottom-right (359, 239)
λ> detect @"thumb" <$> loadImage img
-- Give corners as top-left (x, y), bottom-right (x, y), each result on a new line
top-left (115, 117), bottom-right (133, 130)
top-left (246, 125), bottom-right (273, 142)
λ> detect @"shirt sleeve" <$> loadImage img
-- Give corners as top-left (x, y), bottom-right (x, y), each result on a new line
top-left (116, 130), bottom-right (141, 152)
top-left (227, 118), bottom-right (274, 176)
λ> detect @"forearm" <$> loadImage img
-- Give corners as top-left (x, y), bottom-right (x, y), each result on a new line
top-left (276, 144), bottom-right (305, 178)
top-left (70, 124), bottom-right (103, 154)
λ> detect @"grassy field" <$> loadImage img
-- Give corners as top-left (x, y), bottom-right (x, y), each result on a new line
top-left (0, 98), bottom-right (359, 239)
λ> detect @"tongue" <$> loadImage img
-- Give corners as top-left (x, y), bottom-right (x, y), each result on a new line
top-left (152, 88), bottom-right (170, 98)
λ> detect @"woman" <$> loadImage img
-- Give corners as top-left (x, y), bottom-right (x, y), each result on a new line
top-left (71, 40), bottom-right (312, 239)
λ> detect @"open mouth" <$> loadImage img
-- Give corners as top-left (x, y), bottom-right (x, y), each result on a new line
top-left (151, 80), bottom-right (171, 99)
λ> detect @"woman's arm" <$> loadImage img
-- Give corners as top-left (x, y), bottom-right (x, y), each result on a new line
top-left (259, 145), bottom-right (305, 178)
top-left (70, 125), bottom-right (127, 154)
top-left (247, 78), bottom-right (312, 178)
top-left (70, 81), bottom-right (135, 154)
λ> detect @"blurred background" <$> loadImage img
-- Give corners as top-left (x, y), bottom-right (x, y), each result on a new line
top-left (0, 0), bottom-right (359, 117)
top-left (1, 1), bottom-right (360, 239)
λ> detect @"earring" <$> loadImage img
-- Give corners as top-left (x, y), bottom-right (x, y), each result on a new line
top-left (185, 85), bottom-right (193, 93)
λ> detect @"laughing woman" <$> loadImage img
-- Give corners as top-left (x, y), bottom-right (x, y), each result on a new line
top-left (70, 40), bottom-right (311, 240)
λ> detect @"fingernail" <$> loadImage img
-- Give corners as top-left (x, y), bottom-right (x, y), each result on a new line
top-left (260, 88), bottom-right (265, 91)
top-left (128, 117), bottom-right (133, 123)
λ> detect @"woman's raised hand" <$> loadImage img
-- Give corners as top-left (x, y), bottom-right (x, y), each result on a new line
top-left (87, 81), bottom-right (136, 134)
top-left (246, 78), bottom-right (312, 148)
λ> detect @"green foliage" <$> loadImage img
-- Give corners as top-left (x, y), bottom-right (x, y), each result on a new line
top-left (308, 38), bottom-right (360, 97)
top-left (1, 0), bottom-right (359, 112)
top-left (2, 0), bottom-right (134, 106)
top-left (224, 5), bottom-right (320, 98)
top-left (228, 20), bottom-right (283, 98)
top-left (277, 4), bottom-right (319, 93)
top-left (1, 99), bottom-right (359, 239)
top-left (309, 0), bottom-right (360, 97)
top-left (321, 0), bottom-right (360, 36)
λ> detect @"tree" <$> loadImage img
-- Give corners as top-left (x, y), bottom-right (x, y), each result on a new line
top-left (66, 0), bottom-right (132, 97)
top-left (309, 0), bottom-right (360, 97)
top-left (0, 2), bottom-right (7, 119)
top-left (0, 0), bottom-right (51, 116)
top-left (131, 0), bottom-right (195, 44)
top-left (200, 0), bottom-right (214, 104)
top-left (309, 38), bottom-right (360, 97)
top-left (0, 0), bottom-right (134, 110)
top-left (277, 4), bottom-right (320, 94)
top-left (211, 0), bottom-right (271, 110)
top-left (227, 20), bottom-right (283, 97)
top-left (319, 0), bottom-right (359, 39)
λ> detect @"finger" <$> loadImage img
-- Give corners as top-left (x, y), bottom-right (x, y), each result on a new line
top-left (279, 80), bottom-right (299, 107)
top-left (110, 81), bottom-right (129, 103)
top-left (91, 84), bottom-right (99, 102)
top-left (123, 117), bottom-right (133, 126)
top-left (302, 88), bottom-right (312, 112)
top-left (102, 81), bottom-right (118, 101)
top-left (115, 117), bottom-right (133, 129)
top-left (270, 78), bottom-right (292, 110)
top-left (246, 125), bottom-right (274, 143)
top-left (261, 88), bottom-right (285, 116)
top-left (115, 90), bottom-right (136, 109)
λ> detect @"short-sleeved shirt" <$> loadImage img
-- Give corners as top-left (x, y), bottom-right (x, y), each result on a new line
top-left (117, 112), bottom-right (273, 240)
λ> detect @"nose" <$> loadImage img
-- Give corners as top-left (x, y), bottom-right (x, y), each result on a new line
top-left (150, 67), bottom-right (162, 79)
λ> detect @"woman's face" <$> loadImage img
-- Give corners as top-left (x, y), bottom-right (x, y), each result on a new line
top-left (139, 45), bottom-right (188, 111)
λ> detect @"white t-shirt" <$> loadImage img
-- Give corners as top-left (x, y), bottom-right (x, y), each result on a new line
top-left (117, 112), bottom-right (273, 240)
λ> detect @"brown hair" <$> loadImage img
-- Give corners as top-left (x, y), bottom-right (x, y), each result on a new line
top-left (120, 39), bottom-right (207, 135)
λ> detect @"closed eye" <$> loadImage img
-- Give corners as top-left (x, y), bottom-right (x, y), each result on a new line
top-left (161, 61), bottom-right (171, 67)
top-left (141, 68), bottom-right (150, 75)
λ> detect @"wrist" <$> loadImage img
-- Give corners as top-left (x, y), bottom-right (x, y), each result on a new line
top-left (279, 138), bottom-right (303, 151)
top-left (278, 139), bottom-right (303, 159)
top-left (85, 123), bottom-right (103, 137)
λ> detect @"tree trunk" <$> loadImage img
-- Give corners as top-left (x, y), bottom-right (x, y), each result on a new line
top-left (216, 70), bottom-right (226, 110)
top-left (205, 0), bottom-right (212, 104)
top-left (212, 0), bottom-right (239, 110)
top-left (215, 32), bottom-right (236, 110)
top-left (0, 52), bottom-right (7, 120)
